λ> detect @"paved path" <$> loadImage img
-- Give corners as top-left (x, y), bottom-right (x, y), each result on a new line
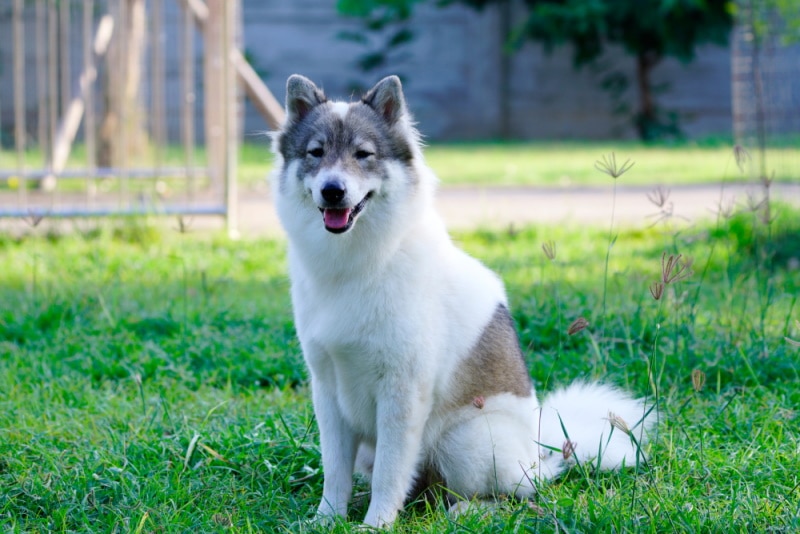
top-left (229, 182), bottom-right (800, 238)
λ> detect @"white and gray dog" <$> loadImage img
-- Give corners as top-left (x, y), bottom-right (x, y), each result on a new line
top-left (271, 75), bottom-right (653, 528)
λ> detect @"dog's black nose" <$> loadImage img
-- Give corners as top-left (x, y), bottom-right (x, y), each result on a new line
top-left (321, 181), bottom-right (346, 203)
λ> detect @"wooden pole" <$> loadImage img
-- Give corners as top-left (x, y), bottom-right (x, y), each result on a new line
top-left (151, 0), bottom-right (166, 184)
top-left (13, 0), bottom-right (27, 206)
top-left (204, 0), bottom-right (224, 200)
top-left (118, 0), bottom-right (129, 208)
top-left (59, 0), bottom-right (71, 119)
top-left (224, 0), bottom-right (239, 238)
top-left (181, 0), bottom-right (196, 201)
top-left (36, 0), bottom-right (50, 167)
top-left (181, 0), bottom-right (285, 129)
top-left (230, 48), bottom-right (285, 130)
top-left (83, 0), bottom-right (97, 202)
top-left (48, 0), bottom-right (58, 172)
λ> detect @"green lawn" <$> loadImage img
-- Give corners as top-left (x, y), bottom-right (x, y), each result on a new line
top-left (243, 138), bottom-right (800, 187)
top-left (2, 199), bottom-right (799, 531)
top-left (4, 138), bottom-right (799, 189)
top-left (423, 140), bottom-right (800, 187)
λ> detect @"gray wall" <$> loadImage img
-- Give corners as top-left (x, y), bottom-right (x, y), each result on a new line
top-left (243, 0), bottom-right (734, 140)
top-left (0, 0), bottom-right (746, 143)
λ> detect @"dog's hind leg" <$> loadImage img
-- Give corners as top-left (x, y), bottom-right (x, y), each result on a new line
top-left (354, 442), bottom-right (375, 481)
top-left (432, 394), bottom-right (563, 501)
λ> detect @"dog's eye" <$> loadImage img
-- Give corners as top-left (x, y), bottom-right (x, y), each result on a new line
top-left (308, 147), bottom-right (324, 158)
top-left (355, 149), bottom-right (374, 160)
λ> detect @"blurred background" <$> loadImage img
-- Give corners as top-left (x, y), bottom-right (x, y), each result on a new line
top-left (0, 0), bottom-right (798, 232)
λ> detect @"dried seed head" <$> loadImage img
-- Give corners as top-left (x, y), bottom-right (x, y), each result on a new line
top-left (23, 211), bottom-right (46, 228)
top-left (713, 197), bottom-right (736, 220)
top-left (647, 186), bottom-right (670, 208)
top-left (562, 440), bottom-right (577, 460)
top-left (594, 152), bottom-right (635, 179)
top-left (761, 170), bottom-right (774, 189)
top-left (733, 145), bottom-right (751, 173)
top-left (567, 317), bottom-right (589, 336)
top-left (661, 252), bottom-right (694, 285)
top-left (691, 369), bottom-right (706, 392)
top-left (176, 215), bottom-right (195, 234)
top-left (607, 411), bottom-right (631, 435)
top-left (213, 513), bottom-right (233, 527)
top-left (649, 281), bottom-right (664, 301)
top-left (542, 240), bottom-right (557, 261)
top-left (745, 191), bottom-right (767, 214)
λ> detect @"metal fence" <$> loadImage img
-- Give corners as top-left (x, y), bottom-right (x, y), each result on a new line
top-left (732, 0), bottom-right (800, 182)
top-left (0, 0), bottom-right (282, 235)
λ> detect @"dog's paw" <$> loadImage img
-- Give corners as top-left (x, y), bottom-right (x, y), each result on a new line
top-left (447, 498), bottom-right (499, 519)
top-left (290, 512), bottom-right (343, 533)
top-left (362, 507), bottom-right (398, 530)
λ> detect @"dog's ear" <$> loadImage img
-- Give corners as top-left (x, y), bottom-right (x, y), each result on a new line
top-left (362, 76), bottom-right (406, 126)
top-left (286, 75), bottom-right (326, 123)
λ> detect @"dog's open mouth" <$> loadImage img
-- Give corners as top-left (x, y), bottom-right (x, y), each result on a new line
top-left (320, 192), bottom-right (373, 234)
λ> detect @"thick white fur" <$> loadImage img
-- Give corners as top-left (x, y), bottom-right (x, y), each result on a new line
top-left (272, 77), bottom-right (653, 528)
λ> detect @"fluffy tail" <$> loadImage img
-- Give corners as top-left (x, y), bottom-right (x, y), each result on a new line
top-left (535, 382), bottom-right (654, 480)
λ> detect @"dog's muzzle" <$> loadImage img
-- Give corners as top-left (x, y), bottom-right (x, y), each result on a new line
top-left (319, 190), bottom-right (373, 234)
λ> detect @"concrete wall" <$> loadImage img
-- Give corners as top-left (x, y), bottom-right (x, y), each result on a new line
top-left (0, 0), bottom-right (753, 143)
top-left (241, 0), bottom-right (734, 140)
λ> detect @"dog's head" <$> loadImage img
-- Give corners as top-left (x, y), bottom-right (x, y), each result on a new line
top-left (272, 75), bottom-right (425, 236)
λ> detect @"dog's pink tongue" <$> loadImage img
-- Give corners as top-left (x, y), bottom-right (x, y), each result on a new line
top-left (323, 208), bottom-right (351, 229)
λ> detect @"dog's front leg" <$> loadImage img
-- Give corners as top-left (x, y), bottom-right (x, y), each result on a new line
top-left (312, 377), bottom-right (358, 521)
top-left (362, 382), bottom-right (429, 528)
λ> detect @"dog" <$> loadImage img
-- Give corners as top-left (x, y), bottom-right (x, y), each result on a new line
top-left (271, 74), bottom-right (654, 528)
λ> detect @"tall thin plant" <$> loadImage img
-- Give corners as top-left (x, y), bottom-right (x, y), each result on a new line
top-left (594, 153), bottom-right (634, 369)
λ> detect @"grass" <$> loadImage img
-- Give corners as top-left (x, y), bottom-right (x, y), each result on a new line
top-left (423, 139), bottom-right (800, 187)
top-left (3, 137), bottom-right (799, 190)
top-left (2, 179), bottom-right (799, 532)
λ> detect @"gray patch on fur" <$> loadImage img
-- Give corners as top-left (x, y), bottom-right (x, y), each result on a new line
top-left (451, 304), bottom-right (532, 407)
top-left (278, 103), bottom-right (413, 166)
top-left (275, 78), bottom-right (416, 191)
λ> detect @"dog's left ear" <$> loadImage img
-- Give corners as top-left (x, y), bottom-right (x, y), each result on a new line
top-left (362, 76), bottom-right (407, 126)
top-left (286, 74), bottom-right (327, 123)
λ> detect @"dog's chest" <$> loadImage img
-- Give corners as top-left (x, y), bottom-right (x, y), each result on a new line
top-left (294, 273), bottom-right (425, 437)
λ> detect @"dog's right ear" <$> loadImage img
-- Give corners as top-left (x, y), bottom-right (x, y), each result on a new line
top-left (286, 75), bottom-right (326, 123)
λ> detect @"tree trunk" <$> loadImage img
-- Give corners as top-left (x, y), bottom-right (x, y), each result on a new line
top-left (635, 50), bottom-right (661, 140)
top-left (98, 0), bottom-right (148, 168)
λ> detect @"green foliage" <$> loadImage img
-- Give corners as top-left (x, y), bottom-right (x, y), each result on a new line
top-left (2, 195), bottom-right (799, 530)
top-left (336, 0), bottom-right (421, 91)
top-left (337, 0), bottom-right (422, 18)
top-left (484, 0), bottom-right (734, 139)
top-left (337, 0), bottom-right (736, 140)
top-left (747, 0), bottom-right (800, 45)
top-left (500, 0), bottom-right (734, 65)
